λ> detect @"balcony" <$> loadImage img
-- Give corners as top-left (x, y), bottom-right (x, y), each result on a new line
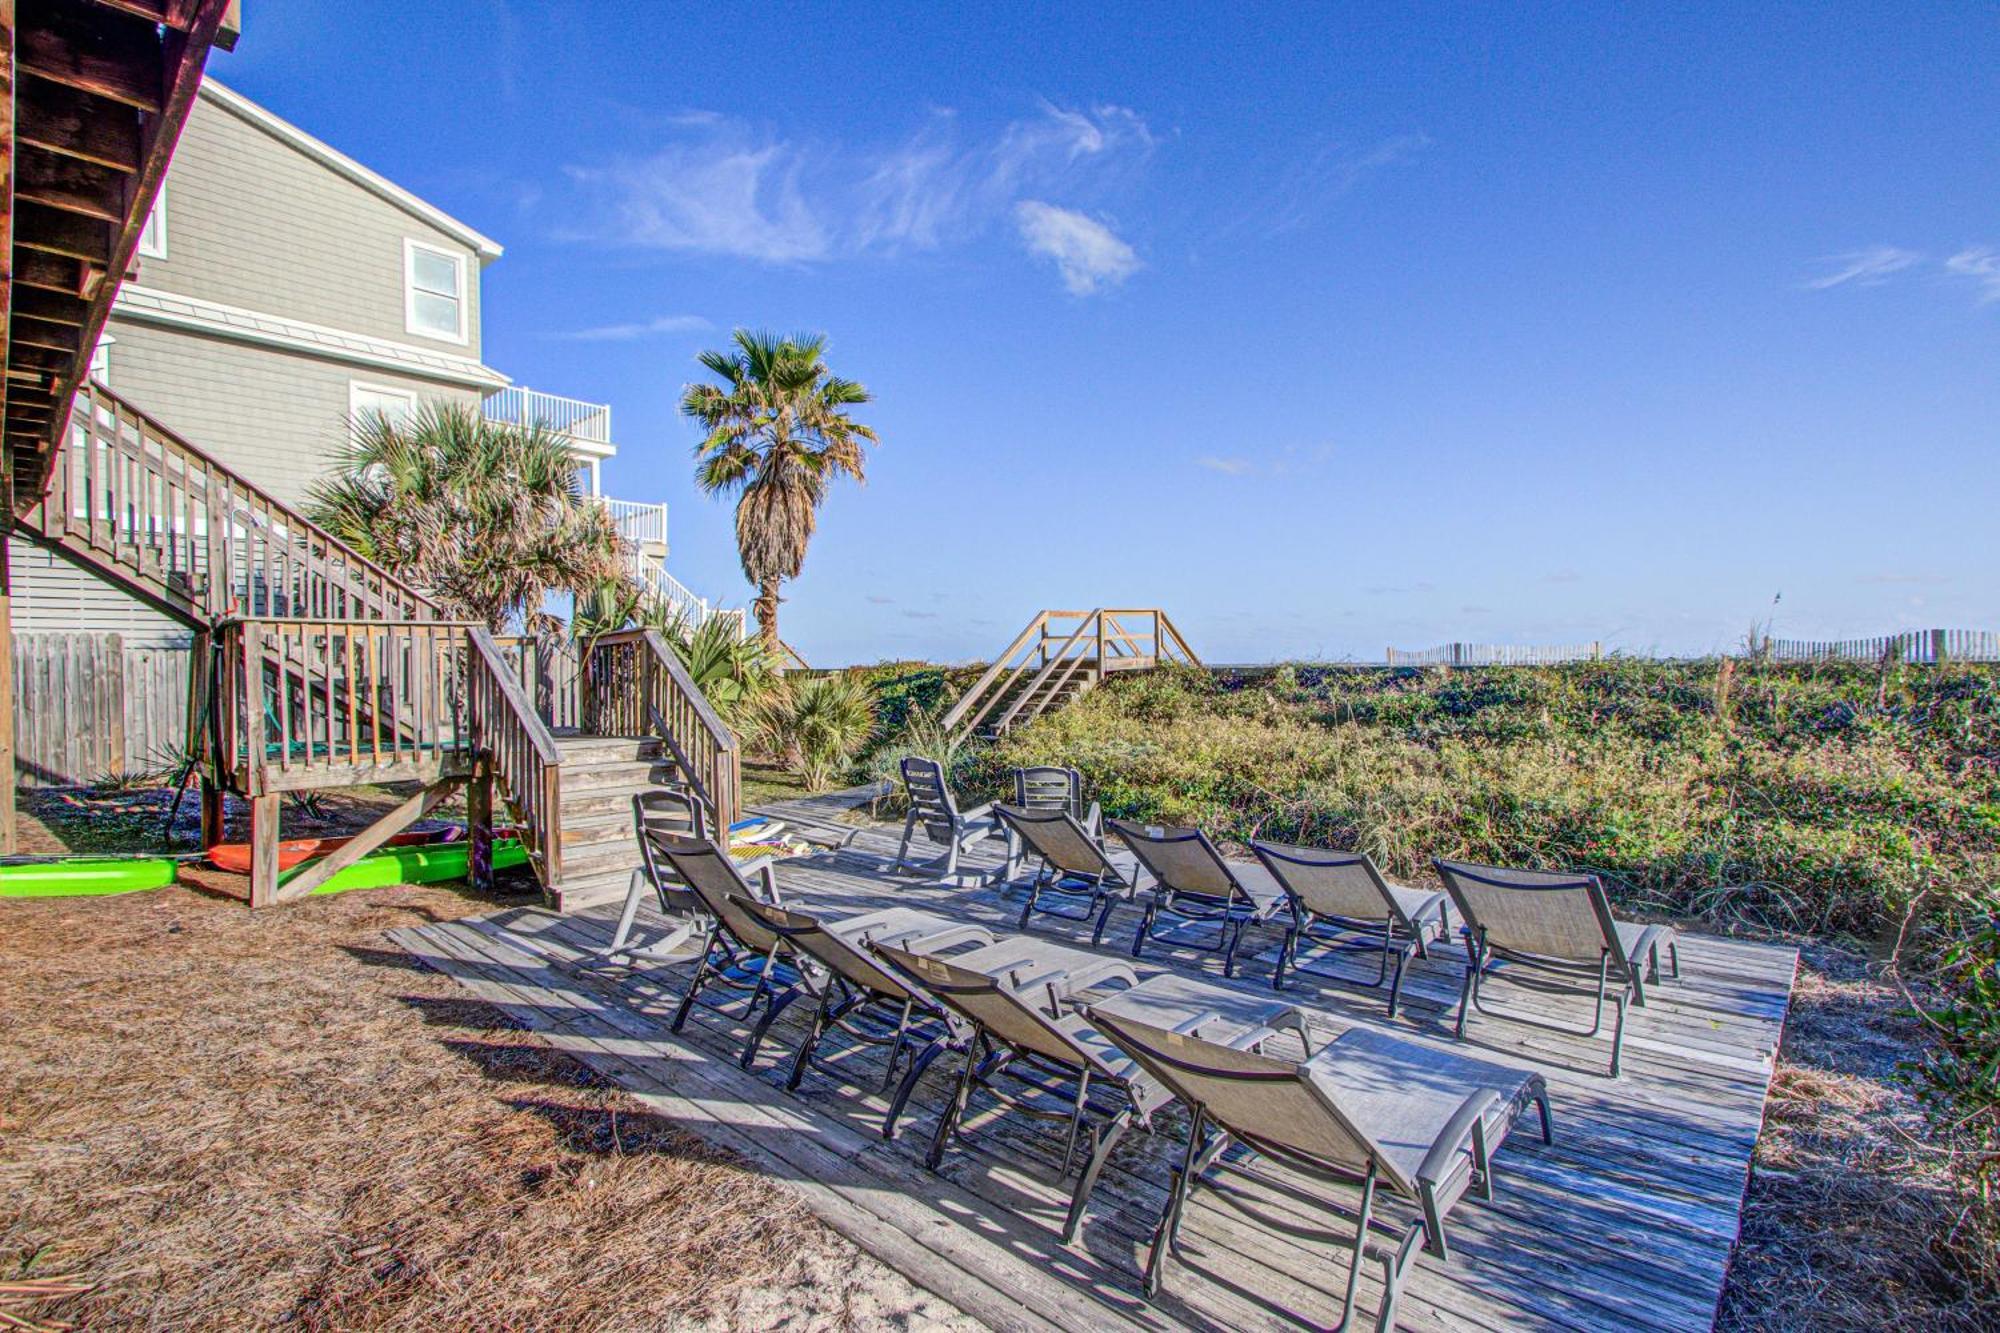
top-left (482, 386), bottom-right (613, 451)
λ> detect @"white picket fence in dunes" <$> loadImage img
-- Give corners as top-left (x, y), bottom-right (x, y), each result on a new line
top-left (1386, 629), bottom-right (2000, 668)
top-left (1386, 642), bottom-right (1602, 667)
top-left (1763, 628), bottom-right (2000, 664)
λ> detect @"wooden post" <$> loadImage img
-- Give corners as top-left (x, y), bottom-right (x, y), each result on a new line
top-left (248, 792), bottom-right (280, 908)
top-left (1932, 628), bottom-right (1949, 666)
top-left (0, 498), bottom-right (14, 856)
top-left (0, 1), bottom-right (16, 856)
top-left (469, 757), bottom-right (494, 894)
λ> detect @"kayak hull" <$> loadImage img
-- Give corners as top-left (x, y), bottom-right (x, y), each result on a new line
top-left (0, 858), bottom-right (178, 898)
top-left (207, 829), bottom-right (444, 875)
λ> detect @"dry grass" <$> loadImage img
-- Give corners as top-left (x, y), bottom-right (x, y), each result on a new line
top-left (1718, 944), bottom-right (2000, 1331)
top-left (0, 868), bottom-right (956, 1331)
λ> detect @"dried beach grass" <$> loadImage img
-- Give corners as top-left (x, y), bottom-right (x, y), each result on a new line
top-left (0, 880), bottom-right (912, 1330)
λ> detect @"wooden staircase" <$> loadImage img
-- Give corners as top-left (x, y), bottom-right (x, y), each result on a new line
top-left (8, 381), bottom-right (741, 912)
top-left (942, 609), bottom-right (1200, 738)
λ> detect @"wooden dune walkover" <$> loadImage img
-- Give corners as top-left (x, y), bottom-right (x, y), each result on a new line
top-left (394, 808), bottom-right (1798, 1332)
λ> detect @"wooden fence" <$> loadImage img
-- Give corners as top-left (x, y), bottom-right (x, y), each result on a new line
top-left (13, 633), bottom-right (194, 787)
top-left (1386, 629), bottom-right (1999, 668)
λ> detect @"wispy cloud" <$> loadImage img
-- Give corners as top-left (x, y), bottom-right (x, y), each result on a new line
top-left (565, 101), bottom-right (1152, 289)
top-left (1243, 133), bottom-right (1430, 237)
top-left (865, 594), bottom-right (895, 604)
top-left (1013, 202), bottom-right (1141, 294)
top-left (559, 314), bottom-right (712, 342)
top-left (1945, 247), bottom-right (2000, 303)
top-left (1192, 442), bottom-right (1334, 478)
top-left (1803, 245), bottom-right (1924, 290)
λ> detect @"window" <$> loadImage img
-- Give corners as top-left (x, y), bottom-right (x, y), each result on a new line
top-left (137, 189), bottom-right (167, 259)
top-left (88, 334), bottom-right (114, 386)
top-left (350, 381), bottom-right (418, 431)
top-left (403, 239), bottom-right (467, 343)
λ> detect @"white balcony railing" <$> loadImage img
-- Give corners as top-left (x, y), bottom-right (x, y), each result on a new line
top-left (482, 386), bottom-right (613, 445)
top-left (602, 497), bottom-right (667, 549)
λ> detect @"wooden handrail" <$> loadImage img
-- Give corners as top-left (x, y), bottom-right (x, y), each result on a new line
top-left (30, 382), bottom-right (440, 625)
top-left (583, 628), bottom-right (739, 838)
top-left (994, 608), bottom-right (1102, 734)
top-left (466, 626), bottom-right (564, 886)
top-left (940, 611), bottom-right (1050, 733)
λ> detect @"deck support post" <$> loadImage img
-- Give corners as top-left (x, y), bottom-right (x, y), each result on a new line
top-left (0, 509), bottom-right (15, 857)
top-left (272, 775), bottom-right (466, 904)
top-left (248, 792), bottom-right (281, 908)
top-left (469, 757), bottom-right (494, 894)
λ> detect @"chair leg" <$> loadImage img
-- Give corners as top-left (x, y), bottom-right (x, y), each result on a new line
top-left (788, 991), bottom-right (832, 1092)
top-left (1385, 943), bottom-right (1413, 1019)
top-left (1608, 991), bottom-right (1630, 1078)
top-left (1272, 925), bottom-right (1296, 992)
top-left (895, 813), bottom-right (919, 871)
top-left (1133, 902), bottom-right (1157, 959)
top-left (1062, 1109), bottom-right (1132, 1244)
top-left (887, 1034), bottom-right (952, 1141)
top-left (1018, 876), bottom-right (1039, 932)
top-left (1454, 938), bottom-right (1481, 1039)
top-left (1374, 1221), bottom-right (1427, 1333)
top-left (741, 988), bottom-right (798, 1069)
top-left (1333, 1163), bottom-right (1379, 1331)
top-left (926, 1041), bottom-right (980, 1169)
top-left (1144, 1108), bottom-right (1206, 1299)
top-left (670, 945), bottom-right (716, 1032)
top-left (1090, 893), bottom-right (1118, 948)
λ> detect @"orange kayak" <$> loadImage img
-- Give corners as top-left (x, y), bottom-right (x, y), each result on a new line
top-left (207, 829), bottom-right (449, 875)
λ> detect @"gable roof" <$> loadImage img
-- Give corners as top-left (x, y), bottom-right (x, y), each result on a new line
top-left (199, 79), bottom-right (504, 262)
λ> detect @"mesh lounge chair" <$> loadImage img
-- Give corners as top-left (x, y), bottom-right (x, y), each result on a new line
top-left (870, 941), bottom-right (1161, 1243)
top-left (995, 804), bottom-right (1145, 946)
top-left (1249, 840), bottom-right (1450, 1015)
top-left (646, 831), bottom-right (807, 1071)
top-left (729, 895), bottom-right (994, 1138)
top-left (1108, 820), bottom-right (1286, 977)
top-left (1087, 1006), bottom-right (1552, 1329)
top-left (1434, 858), bottom-right (1680, 1078)
top-left (598, 787), bottom-right (714, 969)
top-left (894, 756), bottom-right (1000, 881)
top-left (1003, 765), bottom-right (1102, 878)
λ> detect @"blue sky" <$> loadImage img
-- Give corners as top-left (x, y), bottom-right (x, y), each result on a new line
top-left (217, 4), bottom-right (1996, 663)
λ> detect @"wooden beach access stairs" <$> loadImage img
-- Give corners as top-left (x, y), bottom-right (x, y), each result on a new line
top-left (942, 608), bottom-right (1201, 738)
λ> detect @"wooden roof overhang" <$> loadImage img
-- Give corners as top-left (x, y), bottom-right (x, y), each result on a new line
top-left (1, 0), bottom-right (237, 510)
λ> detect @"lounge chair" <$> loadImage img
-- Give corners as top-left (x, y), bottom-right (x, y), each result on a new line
top-left (1003, 765), bottom-right (1101, 878)
top-left (729, 895), bottom-right (994, 1138)
top-left (1434, 858), bottom-right (1680, 1077)
top-left (871, 941), bottom-right (1161, 1243)
top-left (994, 803), bottom-right (1145, 945)
top-left (598, 787), bottom-right (713, 969)
top-left (1107, 820), bottom-right (1286, 977)
top-left (643, 830), bottom-right (807, 1071)
top-left (1249, 840), bottom-right (1450, 1015)
top-left (1086, 1005), bottom-right (1552, 1328)
top-left (893, 756), bottom-right (1000, 881)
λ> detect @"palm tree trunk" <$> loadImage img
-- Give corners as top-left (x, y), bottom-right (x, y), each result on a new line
top-left (755, 577), bottom-right (782, 650)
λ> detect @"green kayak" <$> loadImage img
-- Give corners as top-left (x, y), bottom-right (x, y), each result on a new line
top-left (292, 837), bottom-right (530, 895)
top-left (0, 857), bottom-right (179, 898)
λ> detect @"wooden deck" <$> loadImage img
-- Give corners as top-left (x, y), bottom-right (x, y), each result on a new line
top-left (393, 805), bottom-right (1797, 1333)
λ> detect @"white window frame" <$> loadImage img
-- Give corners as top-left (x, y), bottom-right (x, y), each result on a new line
top-left (137, 188), bottom-right (167, 259)
top-left (349, 380), bottom-right (419, 432)
top-left (88, 334), bottom-right (114, 386)
top-left (403, 238), bottom-right (468, 345)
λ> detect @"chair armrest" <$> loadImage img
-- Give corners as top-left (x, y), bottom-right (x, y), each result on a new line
top-left (960, 802), bottom-right (996, 822)
top-left (1220, 1024), bottom-right (1281, 1053)
top-left (1084, 800), bottom-right (1103, 835)
top-left (1170, 1009), bottom-right (1225, 1036)
top-left (903, 923), bottom-right (997, 955)
top-left (1006, 967), bottom-right (1070, 1009)
top-left (1416, 1088), bottom-right (1502, 1187)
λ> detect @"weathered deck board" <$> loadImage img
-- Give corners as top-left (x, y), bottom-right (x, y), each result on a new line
top-left (395, 811), bottom-right (1797, 1332)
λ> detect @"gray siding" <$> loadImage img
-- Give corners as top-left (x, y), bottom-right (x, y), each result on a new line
top-left (100, 321), bottom-right (478, 508)
top-left (133, 91), bottom-right (485, 357)
top-left (7, 536), bottom-right (190, 645)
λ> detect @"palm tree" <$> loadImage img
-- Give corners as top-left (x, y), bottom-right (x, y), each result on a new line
top-left (305, 402), bottom-right (626, 631)
top-left (681, 329), bottom-right (876, 650)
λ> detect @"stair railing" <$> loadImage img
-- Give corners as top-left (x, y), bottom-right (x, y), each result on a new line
top-left (943, 608), bottom-right (1204, 737)
top-left (467, 627), bottom-right (564, 888)
top-left (30, 382), bottom-right (437, 625)
top-left (583, 628), bottom-right (739, 838)
top-left (216, 618), bottom-right (474, 794)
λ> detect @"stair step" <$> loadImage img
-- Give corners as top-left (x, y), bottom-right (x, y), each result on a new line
top-left (555, 837), bottom-right (644, 879)
top-left (552, 734), bottom-right (662, 764)
top-left (558, 757), bottom-right (680, 794)
top-left (558, 812), bottom-right (635, 850)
